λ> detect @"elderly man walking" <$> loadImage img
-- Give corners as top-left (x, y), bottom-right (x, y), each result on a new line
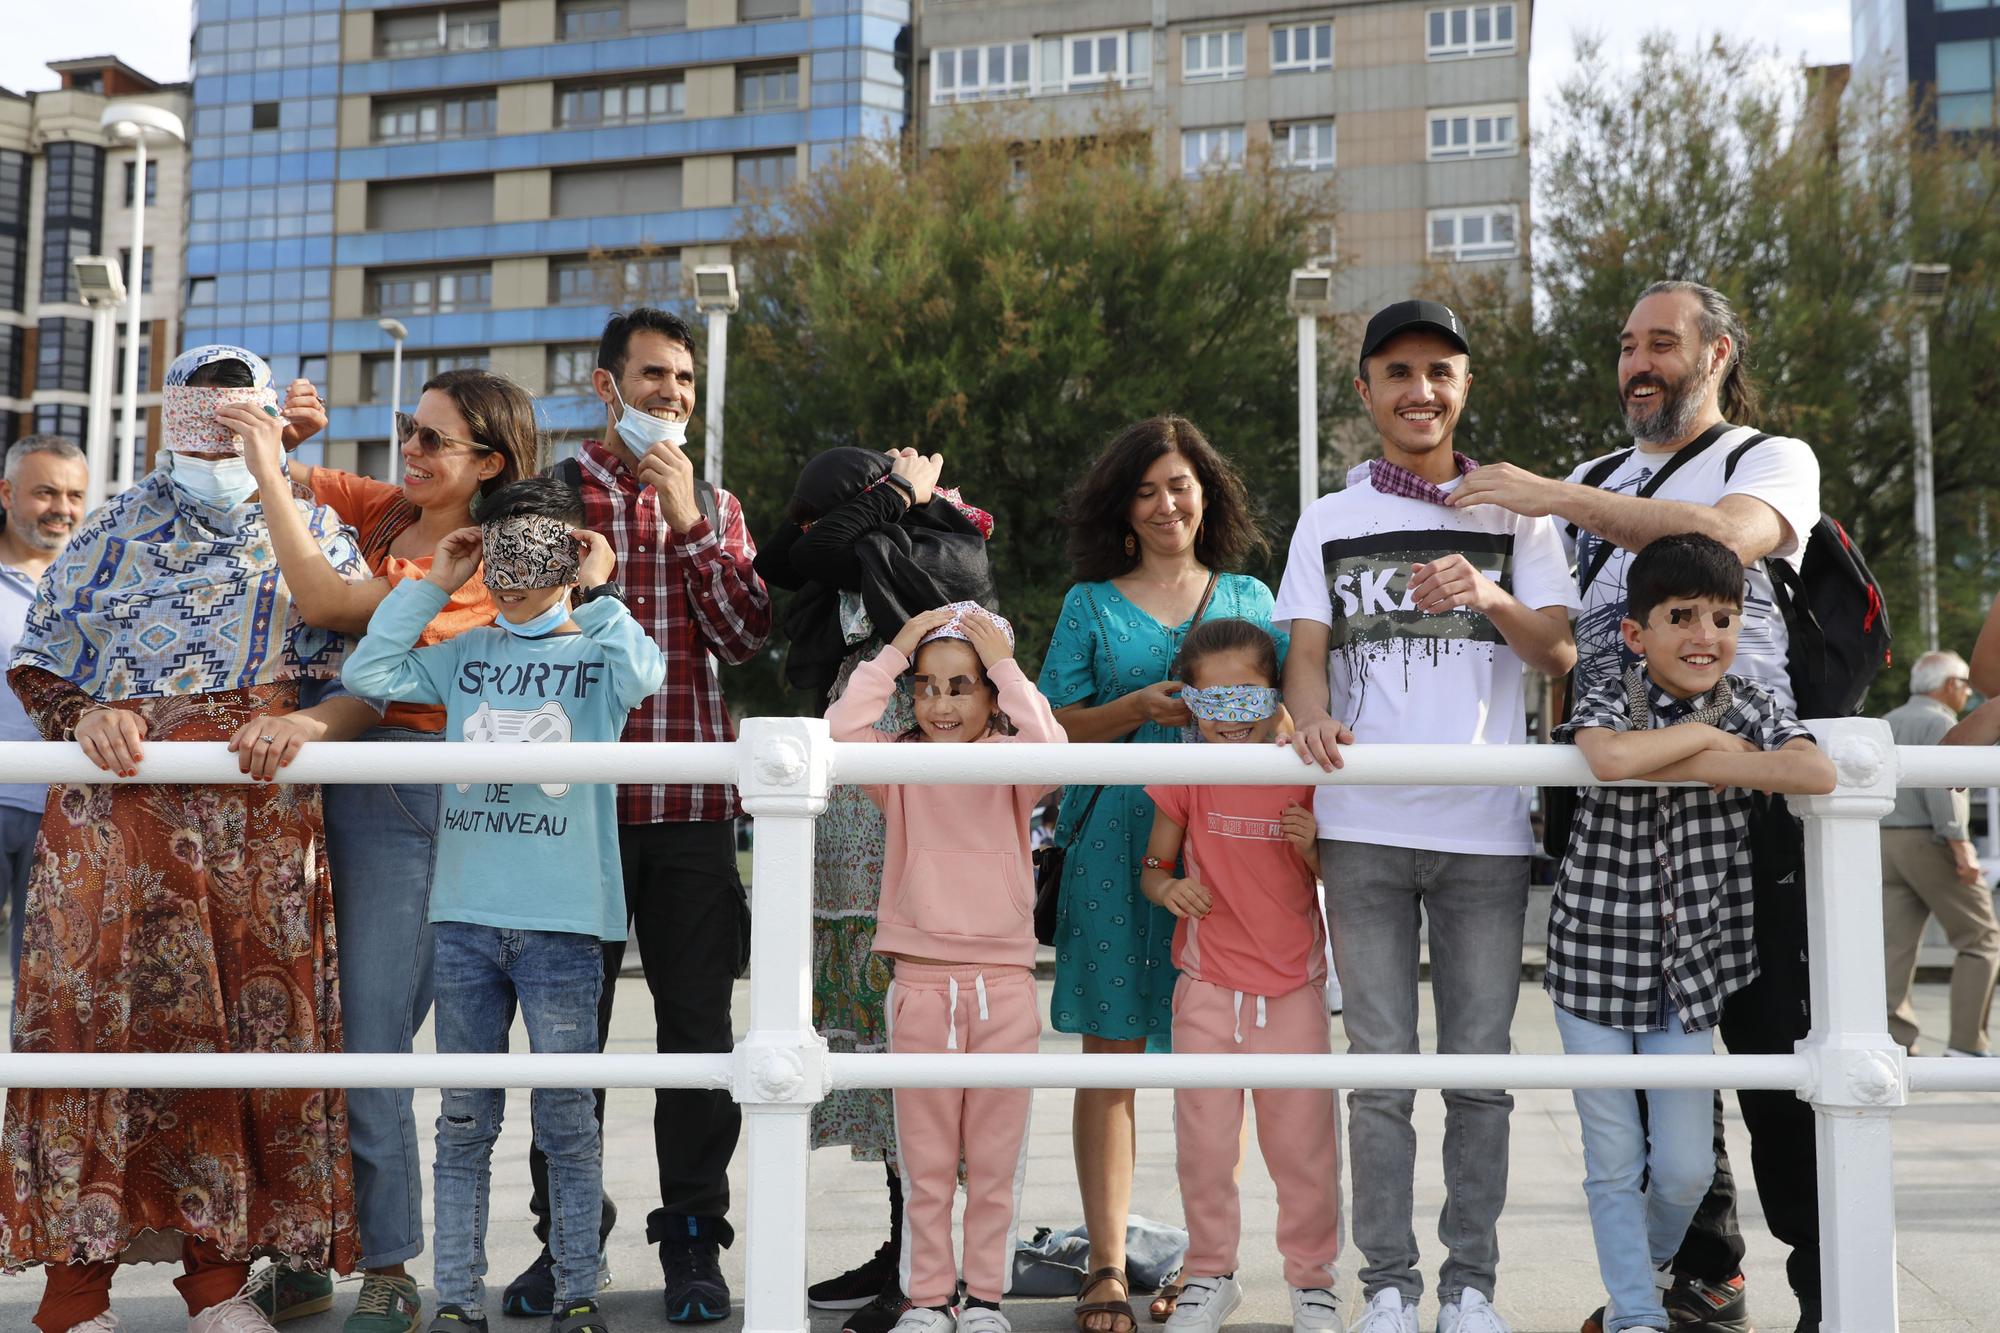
top-left (1881, 650), bottom-right (2000, 1058)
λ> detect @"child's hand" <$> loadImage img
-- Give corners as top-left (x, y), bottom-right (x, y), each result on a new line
top-left (428, 526), bottom-right (484, 593)
top-left (574, 529), bottom-right (615, 588)
top-left (961, 613), bottom-right (1013, 670)
top-left (1281, 804), bottom-right (1318, 859)
top-left (1156, 876), bottom-right (1212, 919)
top-left (889, 607), bottom-right (957, 659)
top-left (1702, 726), bottom-right (1760, 755)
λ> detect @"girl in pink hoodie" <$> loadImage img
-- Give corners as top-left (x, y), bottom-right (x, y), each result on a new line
top-left (827, 601), bottom-right (1066, 1333)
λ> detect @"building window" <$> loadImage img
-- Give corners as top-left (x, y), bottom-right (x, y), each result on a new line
top-left (735, 150), bottom-right (797, 200)
top-left (1939, 39), bottom-right (1999, 130)
top-left (1272, 22), bottom-right (1333, 73)
top-left (548, 345), bottom-right (598, 392)
top-left (377, 7), bottom-right (500, 57)
top-left (34, 404), bottom-right (88, 441)
top-left (737, 63), bottom-right (800, 113)
top-left (1427, 4), bottom-right (1515, 59)
top-left (122, 160), bottom-right (159, 207)
top-left (1057, 29), bottom-right (1150, 90)
top-left (36, 317), bottom-right (92, 394)
top-left (559, 76), bottom-right (685, 127)
top-left (42, 142), bottom-right (103, 220)
top-left (1938, 0), bottom-right (1994, 9)
top-left (119, 247), bottom-right (155, 294)
top-left (738, 0), bottom-right (800, 19)
top-left (1182, 30), bottom-right (1245, 81)
top-left (251, 101), bottom-right (280, 130)
top-left (369, 266), bottom-right (492, 315)
top-left (558, 0), bottom-right (685, 35)
top-left (1427, 205), bottom-right (1519, 261)
top-left (363, 350), bottom-right (489, 404)
top-left (1427, 104), bottom-right (1518, 159)
top-left (1181, 127), bottom-right (1245, 175)
top-left (931, 43), bottom-right (1031, 104)
top-left (375, 92), bottom-right (498, 144)
top-left (0, 324), bottom-right (18, 398)
top-left (1277, 120), bottom-right (1336, 171)
top-left (300, 355), bottom-right (328, 388)
top-left (116, 322), bottom-right (153, 391)
top-left (552, 163), bottom-right (683, 216)
top-left (41, 227), bottom-right (94, 306)
top-left (366, 177), bottom-right (495, 231)
top-left (550, 252), bottom-right (683, 306)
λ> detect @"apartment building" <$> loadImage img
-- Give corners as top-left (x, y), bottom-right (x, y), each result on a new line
top-left (184, 0), bottom-right (912, 474)
top-left (917, 0), bottom-right (1530, 314)
top-left (1851, 0), bottom-right (2000, 132)
top-left (0, 58), bottom-right (189, 455)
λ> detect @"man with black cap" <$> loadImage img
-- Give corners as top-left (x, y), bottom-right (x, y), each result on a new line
top-left (1274, 300), bottom-right (1579, 1333)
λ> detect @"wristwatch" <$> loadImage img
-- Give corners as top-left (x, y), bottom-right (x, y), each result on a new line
top-left (880, 472), bottom-right (918, 504)
top-left (577, 581), bottom-right (625, 606)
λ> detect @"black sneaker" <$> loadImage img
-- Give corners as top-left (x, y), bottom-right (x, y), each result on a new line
top-left (1794, 1294), bottom-right (1821, 1332)
top-left (841, 1279), bottom-right (912, 1333)
top-left (1662, 1273), bottom-right (1752, 1331)
top-left (550, 1298), bottom-right (609, 1333)
top-left (504, 1250), bottom-right (613, 1318)
top-left (427, 1306), bottom-right (490, 1333)
top-left (809, 1242), bottom-right (900, 1311)
top-left (661, 1237), bottom-right (730, 1323)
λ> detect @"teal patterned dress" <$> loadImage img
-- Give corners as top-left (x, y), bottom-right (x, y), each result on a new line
top-left (1036, 574), bottom-right (1281, 1041)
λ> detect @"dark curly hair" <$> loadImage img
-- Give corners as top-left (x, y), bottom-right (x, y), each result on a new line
top-left (1062, 416), bottom-right (1266, 583)
top-left (1172, 617), bottom-right (1281, 687)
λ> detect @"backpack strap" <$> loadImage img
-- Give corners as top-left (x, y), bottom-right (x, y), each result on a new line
top-left (1574, 424), bottom-right (1734, 596)
top-left (1563, 450), bottom-right (1632, 545)
top-left (551, 454), bottom-right (723, 536)
top-left (1722, 432), bottom-right (1773, 482)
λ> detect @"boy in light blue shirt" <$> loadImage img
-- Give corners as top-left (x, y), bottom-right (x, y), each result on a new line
top-left (344, 476), bottom-right (665, 1333)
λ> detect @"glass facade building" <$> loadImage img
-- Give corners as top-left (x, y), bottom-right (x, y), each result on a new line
top-left (186, 0), bottom-right (912, 474)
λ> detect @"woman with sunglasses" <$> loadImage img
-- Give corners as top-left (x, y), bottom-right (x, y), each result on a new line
top-left (239, 367), bottom-right (541, 1331)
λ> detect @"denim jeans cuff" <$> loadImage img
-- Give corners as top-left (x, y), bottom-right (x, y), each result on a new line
top-left (355, 1238), bottom-right (425, 1271)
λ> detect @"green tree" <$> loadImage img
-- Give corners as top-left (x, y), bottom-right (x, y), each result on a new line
top-left (1431, 35), bottom-right (2000, 708)
top-left (715, 108), bottom-right (1339, 716)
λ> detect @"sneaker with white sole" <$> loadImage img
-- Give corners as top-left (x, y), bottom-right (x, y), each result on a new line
top-left (1434, 1289), bottom-right (1508, 1333)
top-left (956, 1306), bottom-right (1011, 1333)
top-left (1349, 1289), bottom-right (1417, 1333)
top-left (64, 1316), bottom-right (121, 1333)
top-left (891, 1309), bottom-right (956, 1333)
top-left (1164, 1276), bottom-right (1243, 1333)
top-left (188, 1286), bottom-right (280, 1333)
top-left (1290, 1286), bottom-right (1345, 1333)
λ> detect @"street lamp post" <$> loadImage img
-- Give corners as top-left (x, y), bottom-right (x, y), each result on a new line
top-left (1907, 262), bottom-right (1950, 654)
top-left (379, 318), bottom-right (408, 484)
top-left (73, 256), bottom-right (125, 515)
top-left (1288, 268), bottom-right (1335, 519)
top-left (691, 264), bottom-right (740, 491)
top-left (101, 102), bottom-right (184, 493)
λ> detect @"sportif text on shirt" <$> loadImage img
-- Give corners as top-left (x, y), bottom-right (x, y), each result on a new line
top-left (1272, 462), bottom-right (1581, 855)
top-left (342, 579), bottom-right (667, 941)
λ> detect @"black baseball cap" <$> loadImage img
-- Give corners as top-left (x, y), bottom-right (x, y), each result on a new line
top-left (1357, 299), bottom-right (1470, 373)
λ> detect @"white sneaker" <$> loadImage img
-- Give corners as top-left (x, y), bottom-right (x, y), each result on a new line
top-left (65, 1316), bottom-right (121, 1333)
top-left (187, 1286), bottom-right (278, 1333)
top-left (1435, 1288), bottom-right (1509, 1333)
top-left (1164, 1275), bottom-right (1243, 1333)
top-left (894, 1308), bottom-right (957, 1333)
top-left (1290, 1285), bottom-right (1346, 1333)
top-left (1349, 1288), bottom-right (1417, 1333)
top-left (957, 1307), bottom-right (1012, 1333)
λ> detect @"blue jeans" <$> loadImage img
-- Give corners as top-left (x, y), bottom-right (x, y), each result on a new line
top-left (432, 922), bottom-right (605, 1312)
top-left (323, 728), bottom-right (442, 1268)
top-left (1552, 1004), bottom-right (1717, 1332)
top-left (1321, 840), bottom-right (1528, 1305)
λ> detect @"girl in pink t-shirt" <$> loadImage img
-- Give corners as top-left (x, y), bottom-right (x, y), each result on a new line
top-left (1139, 619), bottom-right (1343, 1333)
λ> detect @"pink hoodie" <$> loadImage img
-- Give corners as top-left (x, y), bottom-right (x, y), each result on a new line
top-left (826, 644), bottom-right (1065, 967)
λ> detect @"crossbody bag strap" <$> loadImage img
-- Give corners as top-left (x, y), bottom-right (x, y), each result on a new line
top-left (1575, 424), bottom-right (1735, 596)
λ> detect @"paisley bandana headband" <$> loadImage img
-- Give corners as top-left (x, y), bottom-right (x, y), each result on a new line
top-left (1181, 684), bottom-right (1281, 723)
top-left (916, 599), bottom-right (1014, 651)
top-left (480, 514), bottom-right (580, 590)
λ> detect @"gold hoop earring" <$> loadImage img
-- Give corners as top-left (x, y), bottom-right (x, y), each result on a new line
top-left (1124, 532), bottom-right (1137, 558)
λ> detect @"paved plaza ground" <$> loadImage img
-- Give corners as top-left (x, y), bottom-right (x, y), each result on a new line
top-left (0, 970), bottom-right (1992, 1332)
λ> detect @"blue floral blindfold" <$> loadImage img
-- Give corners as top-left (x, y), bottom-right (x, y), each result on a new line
top-left (1180, 684), bottom-right (1282, 724)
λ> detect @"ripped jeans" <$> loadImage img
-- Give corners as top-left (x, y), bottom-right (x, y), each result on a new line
top-left (431, 922), bottom-right (606, 1313)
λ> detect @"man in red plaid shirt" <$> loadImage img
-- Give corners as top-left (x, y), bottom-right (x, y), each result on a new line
top-left (507, 308), bottom-right (771, 1323)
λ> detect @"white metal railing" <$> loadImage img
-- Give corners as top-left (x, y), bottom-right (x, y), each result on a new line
top-left (0, 717), bottom-right (1994, 1332)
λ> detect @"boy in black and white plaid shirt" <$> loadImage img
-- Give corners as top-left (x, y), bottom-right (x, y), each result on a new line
top-left (1548, 533), bottom-right (1834, 1333)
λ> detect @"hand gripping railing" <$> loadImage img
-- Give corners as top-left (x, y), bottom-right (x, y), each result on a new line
top-left (0, 716), bottom-right (1993, 1332)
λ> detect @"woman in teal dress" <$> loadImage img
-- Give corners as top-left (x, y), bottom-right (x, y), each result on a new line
top-left (1036, 416), bottom-right (1280, 1333)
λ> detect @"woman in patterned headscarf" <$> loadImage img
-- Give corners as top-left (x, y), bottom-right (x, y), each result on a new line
top-left (1, 346), bottom-right (371, 1333)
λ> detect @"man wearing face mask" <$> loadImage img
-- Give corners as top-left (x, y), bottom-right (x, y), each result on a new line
top-left (503, 307), bottom-right (771, 1323)
top-left (1451, 282), bottom-right (1825, 1333)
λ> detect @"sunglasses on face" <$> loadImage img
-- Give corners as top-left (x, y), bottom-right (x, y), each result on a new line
top-left (396, 413), bottom-right (493, 456)
top-left (911, 674), bottom-right (987, 700)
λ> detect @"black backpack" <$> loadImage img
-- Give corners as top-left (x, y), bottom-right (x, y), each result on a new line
top-left (1722, 433), bottom-right (1892, 718)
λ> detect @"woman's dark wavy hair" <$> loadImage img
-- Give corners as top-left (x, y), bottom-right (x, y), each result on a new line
top-left (1062, 416), bottom-right (1266, 582)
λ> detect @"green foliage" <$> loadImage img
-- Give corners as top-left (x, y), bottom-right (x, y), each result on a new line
top-left (715, 108), bottom-right (1339, 717)
top-left (1430, 34), bottom-right (2000, 710)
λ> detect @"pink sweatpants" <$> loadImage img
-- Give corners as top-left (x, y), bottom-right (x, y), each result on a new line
top-left (1172, 974), bottom-right (1342, 1290)
top-left (889, 961), bottom-right (1039, 1307)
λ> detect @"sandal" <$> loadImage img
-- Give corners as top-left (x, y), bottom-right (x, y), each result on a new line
top-left (1075, 1266), bottom-right (1137, 1333)
top-left (1149, 1277), bottom-right (1185, 1324)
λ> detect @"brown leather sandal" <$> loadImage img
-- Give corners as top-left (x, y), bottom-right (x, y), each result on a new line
top-left (1075, 1266), bottom-right (1137, 1333)
top-left (1148, 1278), bottom-right (1184, 1323)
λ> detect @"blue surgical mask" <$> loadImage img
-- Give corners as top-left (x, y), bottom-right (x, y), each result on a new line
top-left (169, 453), bottom-right (260, 511)
top-left (500, 596), bottom-right (573, 639)
top-left (611, 382), bottom-right (688, 454)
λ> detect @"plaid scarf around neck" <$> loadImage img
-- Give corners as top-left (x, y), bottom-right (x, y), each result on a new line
top-left (1368, 451), bottom-right (1480, 505)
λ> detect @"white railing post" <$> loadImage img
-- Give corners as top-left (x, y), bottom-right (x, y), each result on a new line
top-left (732, 717), bottom-right (834, 1333)
top-left (1796, 717), bottom-right (1904, 1333)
